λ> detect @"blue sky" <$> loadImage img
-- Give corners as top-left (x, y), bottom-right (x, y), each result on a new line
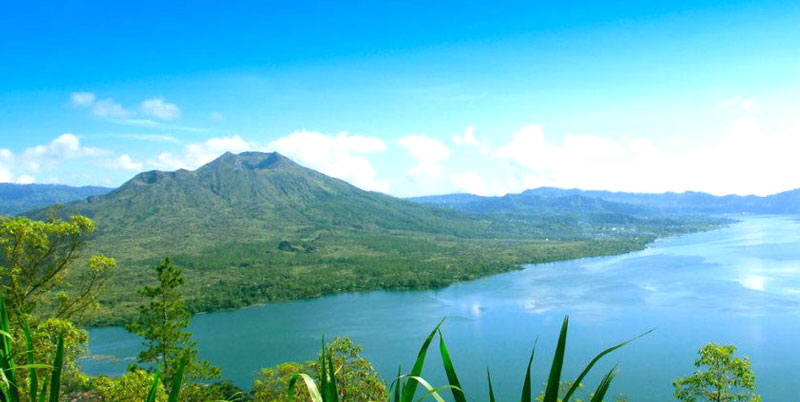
top-left (1, 1), bottom-right (799, 196)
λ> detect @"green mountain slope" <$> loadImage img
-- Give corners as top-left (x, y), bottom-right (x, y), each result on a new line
top-left (0, 183), bottom-right (111, 215)
top-left (34, 152), bottom-right (716, 325)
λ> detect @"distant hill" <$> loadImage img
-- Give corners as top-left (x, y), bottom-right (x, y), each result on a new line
top-left (522, 187), bottom-right (800, 214)
top-left (0, 183), bottom-right (112, 215)
top-left (410, 187), bottom-right (800, 215)
top-left (29, 152), bottom-right (714, 325)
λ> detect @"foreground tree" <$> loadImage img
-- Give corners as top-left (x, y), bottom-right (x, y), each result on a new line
top-left (0, 214), bottom-right (116, 323)
top-left (126, 257), bottom-right (220, 386)
top-left (252, 337), bottom-right (386, 402)
top-left (0, 214), bottom-right (116, 395)
top-left (673, 343), bottom-right (761, 402)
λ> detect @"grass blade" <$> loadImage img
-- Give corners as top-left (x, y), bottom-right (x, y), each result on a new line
top-left (403, 376), bottom-right (452, 402)
top-left (520, 344), bottom-right (536, 402)
top-left (438, 330), bottom-right (466, 402)
top-left (401, 318), bottom-right (444, 402)
top-left (393, 365), bottom-right (402, 402)
top-left (0, 294), bottom-right (19, 402)
top-left (144, 370), bottom-right (160, 402)
top-left (288, 373), bottom-right (323, 402)
top-left (562, 329), bottom-right (652, 402)
top-left (487, 369), bottom-right (496, 402)
top-left (543, 316), bottom-right (569, 402)
top-left (327, 355), bottom-right (339, 402)
top-left (47, 335), bottom-right (64, 402)
top-left (167, 351), bottom-right (189, 402)
top-left (588, 367), bottom-right (617, 402)
top-left (37, 378), bottom-right (49, 402)
top-left (22, 320), bottom-right (37, 402)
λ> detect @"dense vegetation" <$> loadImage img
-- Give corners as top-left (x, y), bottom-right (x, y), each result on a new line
top-left (0, 183), bottom-right (111, 216)
top-left (21, 152), bottom-right (721, 325)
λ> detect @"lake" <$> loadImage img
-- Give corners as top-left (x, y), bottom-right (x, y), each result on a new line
top-left (82, 215), bottom-right (800, 400)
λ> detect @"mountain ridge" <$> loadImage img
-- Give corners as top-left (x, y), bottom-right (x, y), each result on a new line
top-left (409, 186), bottom-right (800, 215)
top-left (0, 183), bottom-right (112, 216)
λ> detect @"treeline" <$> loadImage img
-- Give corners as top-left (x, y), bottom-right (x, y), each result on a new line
top-left (93, 232), bottom-right (652, 326)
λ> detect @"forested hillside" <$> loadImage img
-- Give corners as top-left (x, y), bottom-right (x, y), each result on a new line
top-left (29, 152), bottom-right (720, 325)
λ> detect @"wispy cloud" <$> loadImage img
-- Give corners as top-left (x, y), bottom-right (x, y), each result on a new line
top-left (92, 98), bottom-right (133, 117)
top-left (116, 134), bottom-right (181, 143)
top-left (140, 97), bottom-right (181, 120)
top-left (398, 134), bottom-right (451, 177)
top-left (720, 94), bottom-right (753, 110)
top-left (110, 118), bottom-right (206, 133)
top-left (70, 92), bottom-right (96, 108)
top-left (107, 154), bottom-right (143, 171)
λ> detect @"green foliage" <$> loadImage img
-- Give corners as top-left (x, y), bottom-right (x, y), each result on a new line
top-left (126, 258), bottom-right (220, 385)
top-left (93, 369), bottom-right (167, 402)
top-left (673, 343), bottom-right (761, 402)
top-left (253, 337), bottom-right (386, 402)
top-left (0, 292), bottom-right (66, 402)
top-left (0, 214), bottom-right (116, 324)
top-left (287, 316), bottom-right (641, 402)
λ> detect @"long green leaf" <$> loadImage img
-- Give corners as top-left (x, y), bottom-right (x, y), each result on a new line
top-left (167, 351), bottom-right (189, 402)
top-left (0, 295), bottom-right (19, 402)
top-left (144, 371), bottom-right (160, 402)
top-left (22, 320), bottom-right (37, 402)
top-left (520, 345), bottom-right (536, 402)
top-left (401, 319), bottom-right (444, 402)
top-left (326, 354), bottom-right (339, 402)
top-left (37, 378), bottom-right (49, 402)
top-left (319, 336), bottom-right (331, 402)
top-left (47, 335), bottom-right (63, 402)
top-left (487, 369), bottom-right (496, 402)
top-left (403, 376), bottom-right (450, 402)
top-left (393, 365), bottom-right (402, 402)
top-left (543, 316), bottom-right (569, 402)
top-left (562, 329), bottom-right (652, 402)
top-left (288, 373), bottom-right (324, 402)
top-left (589, 367), bottom-right (617, 402)
top-left (438, 330), bottom-right (466, 402)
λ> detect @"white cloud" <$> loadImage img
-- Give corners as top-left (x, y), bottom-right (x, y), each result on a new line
top-left (0, 149), bottom-right (13, 183)
top-left (398, 134), bottom-right (451, 178)
top-left (21, 134), bottom-right (110, 171)
top-left (92, 98), bottom-right (131, 117)
top-left (0, 135), bottom-right (113, 184)
top-left (210, 112), bottom-right (224, 122)
top-left (721, 94), bottom-right (753, 111)
top-left (118, 134), bottom-right (180, 143)
top-left (15, 175), bottom-right (35, 184)
top-left (150, 135), bottom-right (258, 171)
top-left (70, 92), bottom-right (96, 108)
top-left (453, 126), bottom-right (480, 146)
top-left (270, 130), bottom-right (389, 192)
top-left (109, 154), bottom-right (143, 171)
top-left (110, 118), bottom-right (205, 132)
top-left (493, 116), bottom-right (800, 196)
top-left (140, 97), bottom-right (181, 120)
top-left (450, 171), bottom-right (487, 195)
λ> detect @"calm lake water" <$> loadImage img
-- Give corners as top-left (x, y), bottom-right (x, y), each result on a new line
top-left (83, 215), bottom-right (800, 400)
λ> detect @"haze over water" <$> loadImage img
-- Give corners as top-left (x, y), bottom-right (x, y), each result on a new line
top-left (84, 215), bottom-right (800, 400)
